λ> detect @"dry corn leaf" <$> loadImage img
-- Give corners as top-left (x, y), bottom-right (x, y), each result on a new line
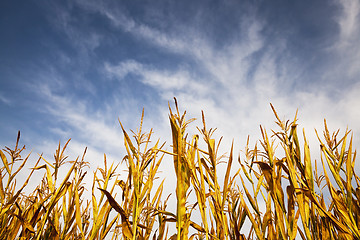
top-left (98, 188), bottom-right (133, 239)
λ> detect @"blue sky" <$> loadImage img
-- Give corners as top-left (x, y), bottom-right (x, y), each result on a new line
top-left (1, 0), bottom-right (360, 181)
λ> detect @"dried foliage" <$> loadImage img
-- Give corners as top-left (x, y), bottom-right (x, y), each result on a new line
top-left (1, 99), bottom-right (359, 239)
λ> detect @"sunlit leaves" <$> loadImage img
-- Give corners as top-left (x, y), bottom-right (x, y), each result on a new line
top-left (1, 101), bottom-right (359, 239)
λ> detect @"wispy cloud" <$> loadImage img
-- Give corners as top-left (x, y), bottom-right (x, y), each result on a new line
top-left (10, 0), bottom-right (359, 174)
top-left (328, 0), bottom-right (360, 79)
top-left (93, 1), bottom-right (360, 152)
top-left (104, 60), bottom-right (204, 94)
top-left (34, 83), bottom-right (125, 163)
top-left (337, 0), bottom-right (360, 44)
top-left (0, 93), bottom-right (11, 105)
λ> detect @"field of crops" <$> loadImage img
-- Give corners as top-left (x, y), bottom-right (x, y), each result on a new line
top-left (1, 99), bottom-right (359, 240)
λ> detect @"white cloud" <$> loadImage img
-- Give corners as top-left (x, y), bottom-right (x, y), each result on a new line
top-left (36, 84), bottom-right (124, 163)
top-left (105, 60), bottom-right (205, 94)
top-left (337, 0), bottom-right (360, 44)
top-left (104, 60), bottom-right (142, 79)
top-left (327, 0), bottom-right (360, 79)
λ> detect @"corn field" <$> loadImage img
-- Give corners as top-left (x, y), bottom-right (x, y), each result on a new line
top-left (1, 99), bottom-right (359, 239)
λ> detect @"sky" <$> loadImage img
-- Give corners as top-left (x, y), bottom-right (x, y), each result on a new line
top-left (1, 0), bottom-right (360, 214)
